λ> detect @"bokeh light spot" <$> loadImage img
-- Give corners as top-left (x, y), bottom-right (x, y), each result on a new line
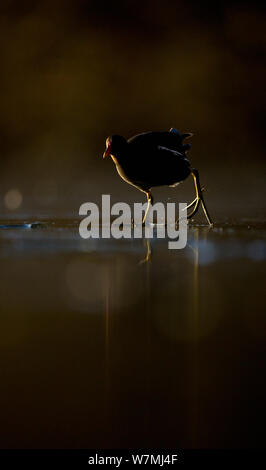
top-left (4, 189), bottom-right (23, 210)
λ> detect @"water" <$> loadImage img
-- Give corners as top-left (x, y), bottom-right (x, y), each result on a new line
top-left (0, 219), bottom-right (265, 448)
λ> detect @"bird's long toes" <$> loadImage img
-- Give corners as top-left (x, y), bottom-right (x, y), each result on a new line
top-left (185, 197), bottom-right (199, 211)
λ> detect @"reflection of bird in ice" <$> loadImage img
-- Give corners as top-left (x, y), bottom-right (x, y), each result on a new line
top-left (103, 128), bottom-right (212, 226)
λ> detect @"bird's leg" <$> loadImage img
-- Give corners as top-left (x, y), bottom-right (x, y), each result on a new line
top-left (142, 191), bottom-right (153, 226)
top-left (186, 197), bottom-right (201, 220)
top-left (193, 169), bottom-right (213, 225)
top-left (184, 187), bottom-right (206, 211)
top-left (185, 196), bottom-right (198, 210)
top-left (186, 169), bottom-right (213, 226)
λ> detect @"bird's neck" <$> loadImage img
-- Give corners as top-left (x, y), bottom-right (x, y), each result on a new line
top-left (111, 155), bottom-right (119, 165)
top-left (111, 146), bottom-right (128, 165)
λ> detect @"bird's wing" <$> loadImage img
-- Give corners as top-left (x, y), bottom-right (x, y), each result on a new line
top-left (157, 146), bottom-right (184, 159)
top-left (128, 131), bottom-right (191, 154)
top-left (123, 143), bottom-right (191, 189)
top-left (156, 146), bottom-right (190, 166)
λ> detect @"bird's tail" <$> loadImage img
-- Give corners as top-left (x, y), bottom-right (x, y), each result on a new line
top-left (182, 132), bottom-right (193, 139)
top-left (169, 128), bottom-right (193, 152)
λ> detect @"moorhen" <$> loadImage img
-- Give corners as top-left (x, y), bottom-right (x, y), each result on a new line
top-left (103, 128), bottom-right (212, 225)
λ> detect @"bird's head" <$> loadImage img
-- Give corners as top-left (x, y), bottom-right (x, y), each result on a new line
top-left (103, 135), bottom-right (127, 159)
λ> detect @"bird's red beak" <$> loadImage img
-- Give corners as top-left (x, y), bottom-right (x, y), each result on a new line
top-left (103, 142), bottom-right (111, 158)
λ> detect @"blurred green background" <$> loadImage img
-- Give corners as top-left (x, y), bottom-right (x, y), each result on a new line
top-left (0, 0), bottom-right (265, 219)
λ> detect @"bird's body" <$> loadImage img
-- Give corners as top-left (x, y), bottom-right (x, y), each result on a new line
top-left (112, 130), bottom-right (191, 193)
top-left (103, 128), bottom-right (212, 225)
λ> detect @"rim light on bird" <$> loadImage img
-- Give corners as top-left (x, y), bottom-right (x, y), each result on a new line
top-left (103, 128), bottom-right (213, 226)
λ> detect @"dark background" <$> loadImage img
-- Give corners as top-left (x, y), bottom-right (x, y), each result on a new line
top-left (0, 2), bottom-right (266, 450)
top-left (0, 0), bottom-right (265, 219)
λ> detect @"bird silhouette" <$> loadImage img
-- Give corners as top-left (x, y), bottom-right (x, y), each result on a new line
top-left (103, 128), bottom-right (212, 226)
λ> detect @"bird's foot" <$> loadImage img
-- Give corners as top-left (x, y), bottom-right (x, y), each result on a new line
top-left (175, 197), bottom-right (201, 226)
top-left (179, 197), bottom-right (213, 226)
top-left (184, 197), bottom-right (198, 211)
top-left (184, 188), bottom-right (205, 212)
